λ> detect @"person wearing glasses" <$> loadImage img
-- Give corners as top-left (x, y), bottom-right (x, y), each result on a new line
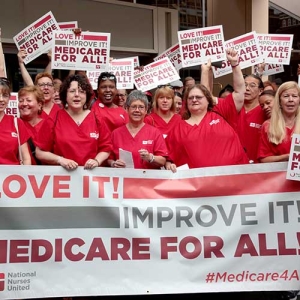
top-left (91, 72), bottom-right (128, 132)
top-left (165, 48), bottom-right (248, 171)
top-left (114, 89), bottom-right (127, 108)
top-left (17, 50), bottom-right (61, 120)
top-left (35, 74), bottom-right (112, 170)
top-left (258, 81), bottom-right (300, 163)
top-left (0, 78), bottom-right (31, 165)
top-left (144, 84), bottom-right (181, 139)
top-left (108, 90), bottom-right (168, 169)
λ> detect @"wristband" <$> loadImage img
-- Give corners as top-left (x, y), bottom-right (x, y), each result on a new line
top-left (148, 154), bottom-right (155, 163)
top-left (93, 158), bottom-right (100, 167)
top-left (231, 63), bottom-right (239, 68)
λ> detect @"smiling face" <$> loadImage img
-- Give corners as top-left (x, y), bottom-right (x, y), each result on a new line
top-left (18, 92), bottom-right (42, 121)
top-left (127, 99), bottom-right (147, 124)
top-left (97, 79), bottom-right (117, 107)
top-left (66, 81), bottom-right (87, 111)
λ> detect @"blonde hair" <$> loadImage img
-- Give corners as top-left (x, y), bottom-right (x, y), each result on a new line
top-left (268, 81), bottom-right (300, 145)
top-left (152, 86), bottom-right (175, 113)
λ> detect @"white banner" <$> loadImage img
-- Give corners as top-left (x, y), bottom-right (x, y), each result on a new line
top-left (263, 63), bottom-right (284, 76)
top-left (51, 30), bottom-right (110, 71)
top-left (154, 43), bottom-right (182, 71)
top-left (0, 162), bottom-right (299, 299)
top-left (13, 11), bottom-right (59, 64)
top-left (287, 133), bottom-right (300, 180)
top-left (58, 21), bottom-right (78, 30)
top-left (5, 93), bottom-right (18, 117)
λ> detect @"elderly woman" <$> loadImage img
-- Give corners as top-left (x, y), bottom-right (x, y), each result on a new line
top-left (258, 81), bottom-right (300, 163)
top-left (91, 72), bottom-right (128, 132)
top-left (144, 84), bottom-right (182, 139)
top-left (0, 78), bottom-right (31, 165)
top-left (35, 74), bottom-right (112, 170)
top-left (108, 90), bottom-right (168, 169)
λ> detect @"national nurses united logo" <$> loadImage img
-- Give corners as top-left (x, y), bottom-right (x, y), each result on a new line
top-left (0, 273), bottom-right (5, 291)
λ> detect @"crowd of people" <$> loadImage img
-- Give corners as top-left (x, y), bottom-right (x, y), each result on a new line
top-left (1, 27), bottom-right (300, 299)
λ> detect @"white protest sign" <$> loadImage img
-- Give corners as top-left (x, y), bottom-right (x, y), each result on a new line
top-left (154, 43), bottom-right (182, 71)
top-left (13, 11), bottom-right (59, 64)
top-left (286, 133), bottom-right (300, 181)
top-left (134, 57), bottom-right (180, 92)
top-left (127, 56), bottom-right (139, 68)
top-left (109, 58), bottom-right (134, 89)
top-left (51, 30), bottom-right (110, 71)
top-left (178, 25), bottom-right (225, 68)
top-left (58, 21), bottom-right (78, 30)
top-left (213, 31), bottom-right (263, 78)
top-left (257, 34), bottom-right (293, 65)
top-left (5, 93), bottom-right (19, 117)
top-left (263, 63), bottom-right (284, 76)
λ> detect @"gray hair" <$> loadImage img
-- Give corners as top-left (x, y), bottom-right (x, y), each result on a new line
top-left (125, 90), bottom-right (149, 109)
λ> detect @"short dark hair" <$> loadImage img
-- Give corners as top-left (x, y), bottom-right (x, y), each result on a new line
top-left (97, 72), bottom-right (117, 89)
top-left (218, 84), bottom-right (234, 98)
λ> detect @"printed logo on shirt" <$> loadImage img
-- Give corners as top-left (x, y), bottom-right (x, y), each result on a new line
top-left (142, 140), bottom-right (154, 145)
top-left (209, 119), bottom-right (220, 126)
top-left (250, 123), bottom-right (261, 129)
top-left (90, 132), bottom-right (99, 139)
top-left (120, 114), bottom-right (125, 120)
top-left (11, 132), bottom-right (18, 138)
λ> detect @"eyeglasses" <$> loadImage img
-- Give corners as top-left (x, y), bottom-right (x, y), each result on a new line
top-left (0, 77), bottom-right (11, 87)
top-left (37, 83), bottom-right (54, 88)
top-left (157, 84), bottom-right (173, 89)
top-left (116, 93), bottom-right (127, 98)
top-left (245, 83), bottom-right (259, 89)
top-left (187, 95), bottom-right (204, 101)
top-left (99, 72), bottom-right (116, 82)
top-left (129, 105), bottom-right (146, 111)
top-left (0, 93), bottom-right (10, 100)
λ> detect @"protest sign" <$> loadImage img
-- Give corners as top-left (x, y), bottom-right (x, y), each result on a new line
top-left (178, 25), bottom-right (226, 68)
top-left (13, 11), bottom-right (59, 64)
top-left (87, 58), bottom-right (134, 90)
top-left (257, 34), bottom-right (293, 65)
top-left (4, 93), bottom-right (18, 117)
top-left (154, 43), bottom-right (182, 71)
top-left (51, 30), bottom-right (110, 71)
top-left (213, 31), bottom-right (263, 78)
top-left (0, 162), bottom-right (299, 299)
top-left (286, 133), bottom-right (300, 181)
top-left (263, 63), bottom-right (284, 76)
top-left (58, 21), bottom-right (78, 30)
top-left (127, 56), bottom-right (139, 68)
top-left (134, 57), bottom-right (180, 92)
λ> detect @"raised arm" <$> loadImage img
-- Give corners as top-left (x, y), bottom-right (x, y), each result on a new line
top-left (17, 49), bottom-right (34, 86)
top-left (0, 28), bottom-right (5, 77)
top-left (226, 48), bottom-right (245, 112)
top-left (44, 50), bottom-right (52, 75)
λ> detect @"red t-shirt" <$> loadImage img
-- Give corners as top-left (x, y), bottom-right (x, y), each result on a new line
top-left (40, 103), bottom-right (61, 120)
top-left (144, 113), bottom-right (182, 138)
top-left (91, 100), bottom-right (128, 132)
top-left (110, 124), bottom-right (168, 169)
top-left (0, 115), bottom-right (31, 165)
top-left (36, 110), bottom-right (112, 166)
top-left (257, 120), bottom-right (293, 160)
top-left (236, 105), bottom-right (266, 163)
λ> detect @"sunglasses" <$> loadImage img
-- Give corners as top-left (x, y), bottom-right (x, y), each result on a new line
top-left (0, 77), bottom-right (11, 86)
top-left (99, 72), bottom-right (116, 81)
top-left (157, 84), bottom-right (173, 89)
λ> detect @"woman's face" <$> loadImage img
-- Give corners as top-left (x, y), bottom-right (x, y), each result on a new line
top-left (259, 94), bottom-right (274, 119)
top-left (157, 93), bottom-right (173, 112)
top-left (18, 92), bottom-right (42, 121)
top-left (280, 88), bottom-right (300, 116)
top-left (0, 86), bottom-right (10, 113)
top-left (187, 87), bottom-right (208, 113)
top-left (174, 95), bottom-right (182, 114)
top-left (97, 79), bottom-right (117, 106)
top-left (66, 81), bottom-right (87, 111)
top-left (127, 100), bottom-right (147, 123)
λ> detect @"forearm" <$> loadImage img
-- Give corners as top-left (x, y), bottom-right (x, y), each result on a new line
top-left (95, 151), bottom-right (110, 166)
top-left (19, 61), bottom-right (34, 86)
top-left (0, 39), bottom-right (5, 77)
top-left (259, 154), bottom-right (289, 163)
top-left (21, 143), bottom-right (32, 165)
top-left (231, 64), bottom-right (245, 112)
